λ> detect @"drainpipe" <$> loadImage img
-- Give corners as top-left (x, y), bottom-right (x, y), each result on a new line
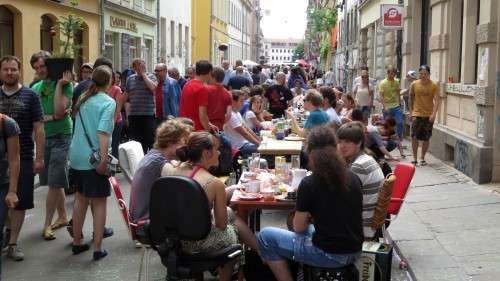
top-left (156, 0), bottom-right (160, 63)
top-left (100, 0), bottom-right (105, 54)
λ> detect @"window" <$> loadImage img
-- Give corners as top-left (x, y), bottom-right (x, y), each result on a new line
top-left (103, 32), bottom-right (116, 63)
top-left (178, 23), bottom-right (182, 57)
top-left (144, 0), bottom-right (152, 12)
top-left (129, 36), bottom-right (139, 66)
top-left (185, 26), bottom-right (190, 67)
top-left (160, 17), bottom-right (167, 59)
top-left (134, 0), bottom-right (143, 9)
top-left (170, 21), bottom-right (175, 57)
top-left (420, 0), bottom-right (431, 66)
top-left (40, 14), bottom-right (54, 53)
top-left (144, 38), bottom-right (153, 71)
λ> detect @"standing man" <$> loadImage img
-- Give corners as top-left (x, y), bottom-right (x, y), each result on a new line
top-left (324, 67), bottom-right (335, 87)
top-left (30, 51), bottom-right (72, 240)
top-left (228, 66), bottom-right (251, 90)
top-left (230, 60), bottom-right (253, 86)
top-left (206, 67), bottom-right (232, 131)
top-left (0, 56), bottom-right (44, 260)
top-left (409, 65), bottom-right (440, 166)
top-left (154, 63), bottom-right (181, 125)
top-left (180, 60), bottom-right (217, 132)
top-left (264, 72), bottom-right (293, 118)
top-left (337, 122), bottom-right (385, 240)
top-left (72, 63), bottom-right (93, 111)
top-left (379, 66), bottom-right (404, 150)
top-left (222, 60), bottom-right (232, 86)
top-left (168, 67), bottom-right (187, 90)
top-left (123, 58), bottom-right (158, 153)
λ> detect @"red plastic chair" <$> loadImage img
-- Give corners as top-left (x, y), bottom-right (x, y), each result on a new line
top-left (387, 162), bottom-right (415, 217)
top-left (109, 176), bottom-right (137, 241)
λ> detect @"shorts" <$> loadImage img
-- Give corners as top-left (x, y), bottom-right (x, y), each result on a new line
top-left (40, 134), bottom-right (71, 189)
top-left (73, 169), bottom-right (110, 198)
top-left (411, 117), bottom-right (433, 141)
top-left (16, 160), bottom-right (35, 210)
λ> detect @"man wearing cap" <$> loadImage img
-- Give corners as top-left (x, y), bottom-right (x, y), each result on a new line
top-left (72, 63), bottom-right (93, 108)
top-left (401, 70), bottom-right (417, 113)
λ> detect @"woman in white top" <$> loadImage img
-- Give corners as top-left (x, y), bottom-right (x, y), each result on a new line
top-left (353, 71), bottom-right (373, 119)
top-left (244, 95), bottom-right (264, 133)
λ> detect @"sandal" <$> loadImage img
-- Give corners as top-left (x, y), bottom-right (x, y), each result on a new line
top-left (50, 218), bottom-right (69, 230)
top-left (411, 161), bottom-right (418, 165)
top-left (42, 227), bottom-right (56, 240)
top-left (420, 160), bottom-right (427, 166)
top-left (72, 243), bottom-right (90, 255)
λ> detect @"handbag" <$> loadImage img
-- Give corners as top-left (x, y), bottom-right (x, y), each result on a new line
top-left (78, 111), bottom-right (118, 174)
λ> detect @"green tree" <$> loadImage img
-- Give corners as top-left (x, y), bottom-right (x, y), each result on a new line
top-left (293, 41), bottom-right (305, 60)
top-left (55, 0), bottom-right (84, 57)
top-left (306, 6), bottom-right (337, 63)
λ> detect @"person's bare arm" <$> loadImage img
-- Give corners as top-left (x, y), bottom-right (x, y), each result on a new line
top-left (54, 71), bottom-right (72, 119)
top-left (234, 126), bottom-right (260, 145)
top-left (224, 106), bottom-right (232, 123)
top-left (199, 106), bottom-right (217, 132)
top-left (429, 89), bottom-right (440, 123)
top-left (212, 180), bottom-right (229, 230)
top-left (293, 211), bottom-right (310, 233)
top-left (6, 135), bottom-right (20, 208)
top-left (369, 88), bottom-right (374, 108)
top-left (96, 131), bottom-right (111, 176)
top-left (33, 121), bottom-right (45, 174)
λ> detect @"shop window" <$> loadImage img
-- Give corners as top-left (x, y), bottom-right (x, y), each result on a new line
top-left (104, 32), bottom-right (117, 66)
top-left (144, 38), bottom-right (152, 72)
top-left (40, 14), bottom-right (54, 53)
top-left (129, 36), bottom-right (139, 66)
top-left (0, 6), bottom-right (13, 57)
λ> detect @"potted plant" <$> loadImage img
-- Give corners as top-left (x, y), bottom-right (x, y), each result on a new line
top-left (45, 0), bottom-right (84, 81)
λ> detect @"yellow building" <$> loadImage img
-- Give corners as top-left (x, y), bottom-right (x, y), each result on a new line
top-left (191, 0), bottom-right (231, 66)
top-left (0, 0), bottom-right (100, 84)
top-left (191, 0), bottom-right (211, 63)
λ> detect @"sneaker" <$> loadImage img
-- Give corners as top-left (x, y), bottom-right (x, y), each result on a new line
top-left (7, 244), bottom-right (24, 261)
top-left (93, 249), bottom-right (108, 261)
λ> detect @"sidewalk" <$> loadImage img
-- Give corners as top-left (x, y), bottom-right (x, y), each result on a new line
top-left (388, 152), bottom-right (500, 281)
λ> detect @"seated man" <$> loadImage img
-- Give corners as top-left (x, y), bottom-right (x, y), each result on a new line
top-left (351, 109), bottom-right (398, 161)
top-left (223, 90), bottom-right (261, 157)
top-left (337, 122), bottom-right (385, 240)
top-left (286, 89), bottom-right (330, 138)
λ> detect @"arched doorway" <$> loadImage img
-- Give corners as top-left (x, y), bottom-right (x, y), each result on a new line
top-left (0, 6), bottom-right (14, 57)
top-left (74, 22), bottom-right (89, 80)
top-left (40, 14), bottom-right (55, 52)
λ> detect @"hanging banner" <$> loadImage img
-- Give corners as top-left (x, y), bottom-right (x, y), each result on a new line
top-left (381, 4), bottom-right (404, 30)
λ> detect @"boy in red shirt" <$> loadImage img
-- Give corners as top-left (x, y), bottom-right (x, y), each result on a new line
top-left (206, 67), bottom-right (232, 131)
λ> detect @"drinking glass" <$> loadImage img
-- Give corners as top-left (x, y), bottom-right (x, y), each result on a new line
top-left (291, 155), bottom-right (300, 170)
top-left (250, 153), bottom-right (260, 171)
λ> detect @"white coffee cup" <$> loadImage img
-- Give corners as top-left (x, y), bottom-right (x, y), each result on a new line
top-left (247, 180), bottom-right (261, 193)
top-left (291, 169), bottom-right (308, 189)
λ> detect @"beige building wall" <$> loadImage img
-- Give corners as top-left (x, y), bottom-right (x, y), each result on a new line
top-left (401, 0), bottom-right (499, 183)
top-left (0, 0), bottom-right (100, 84)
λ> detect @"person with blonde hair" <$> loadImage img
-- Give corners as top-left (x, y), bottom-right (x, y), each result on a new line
top-left (69, 65), bottom-right (116, 260)
top-left (286, 89), bottom-right (329, 138)
top-left (129, 119), bottom-right (191, 223)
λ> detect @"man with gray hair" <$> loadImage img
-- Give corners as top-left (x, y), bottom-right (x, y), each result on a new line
top-left (229, 60), bottom-right (253, 86)
top-left (228, 66), bottom-right (251, 90)
top-left (154, 63), bottom-right (181, 124)
top-left (264, 72), bottom-right (293, 118)
top-left (168, 67), bottom-right (187, 90)
top-left (221, 60), bottom-right (232, 86)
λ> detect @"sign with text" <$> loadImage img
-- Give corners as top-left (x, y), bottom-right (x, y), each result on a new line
top-left (110, 16), bottom-right (138, 33)
top-left (381, 4), bottom-right (404, 30)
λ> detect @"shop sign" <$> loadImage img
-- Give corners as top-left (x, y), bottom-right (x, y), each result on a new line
top-left (110, 16), bottom-right (138, 33)
top-left (380, 4), bottom-right (403, 30)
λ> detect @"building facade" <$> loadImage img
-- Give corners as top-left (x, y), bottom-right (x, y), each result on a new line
top-left (0, 0), bottom-right (100, 84)
top-left (159, 0), bottom-right (191, 74)
top-left (266, 38), bottom-right (300, 65)
top-left (191, 0), bottom-right (211, 64)
top-left (102, 0), bottom-right (157, 72)
top-left (228, 0), bottom-right (253, 65)
top-left (358, 0), bottom-right (400, 82)
top-left (211, 0), bottom-right (230, 66)
top-left (401, 0), bottom-right (500, 183)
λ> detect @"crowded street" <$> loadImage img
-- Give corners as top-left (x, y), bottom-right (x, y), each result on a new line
top-left (0, 0), bottom-right (500, 281)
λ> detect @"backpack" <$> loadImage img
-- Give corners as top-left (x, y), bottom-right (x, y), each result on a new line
top-left (208, 133), bottom-right (234, 176)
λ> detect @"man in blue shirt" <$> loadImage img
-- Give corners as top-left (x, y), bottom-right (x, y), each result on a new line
top-left (228, 66), bottom-right (251, 90)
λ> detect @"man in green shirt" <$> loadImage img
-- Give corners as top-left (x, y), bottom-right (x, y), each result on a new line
top-left (379, 65), bottom-right (404, 157)
top-left (30, 51), bottom-right (72, 240)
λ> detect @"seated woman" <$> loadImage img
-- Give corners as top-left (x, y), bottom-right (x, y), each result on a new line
top-left (129, 119), bottom-right (191, 224)
top-left (257, 126), bottom-right (363, 281)
top-left (286, 89), bottom-right (329, 138)
top-left (244, 95), bottom-right (265, 134)
top-left (340, 94), bottom-right (355, 123)
top-left (161, 132), bottom-right (257, 281)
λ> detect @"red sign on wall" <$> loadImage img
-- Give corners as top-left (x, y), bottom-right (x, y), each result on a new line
top-left (381, 4), bottom-right (404, 30)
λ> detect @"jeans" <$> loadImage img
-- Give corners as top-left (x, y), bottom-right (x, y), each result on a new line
top-left (0, 185), bottom-right (9, 279)
top-left (239, 142), bottom-right (258, 158)
top-left (383, 106), bottom-right (404, 139)
top-left (257, 225), bottom-right (360, 268)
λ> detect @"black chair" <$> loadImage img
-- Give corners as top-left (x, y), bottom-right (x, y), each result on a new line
top-left (148, 176), bottom-right (243, 281)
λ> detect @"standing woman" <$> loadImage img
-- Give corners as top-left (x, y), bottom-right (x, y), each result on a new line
top-left (353, 70), bottom-right (374, 119)
top-left (107, 71), bottom-right (125, 159)
top-left (69, 66), bottom-right (116, 260)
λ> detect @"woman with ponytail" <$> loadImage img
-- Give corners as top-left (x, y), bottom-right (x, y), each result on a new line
top-left (257, 126), bottom-right (363, 281)
top-left (161, 132), bottom-right (257, 281)
top-left (69, 65), bottom-right (116, 260)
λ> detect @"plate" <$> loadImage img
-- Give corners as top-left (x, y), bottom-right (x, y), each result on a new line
top-left (284, 136), bottom-right (305, 141)
top-left (239, 194), bottom-right (263, 201)
top-left (275, 194), bottom-right (296, 202)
